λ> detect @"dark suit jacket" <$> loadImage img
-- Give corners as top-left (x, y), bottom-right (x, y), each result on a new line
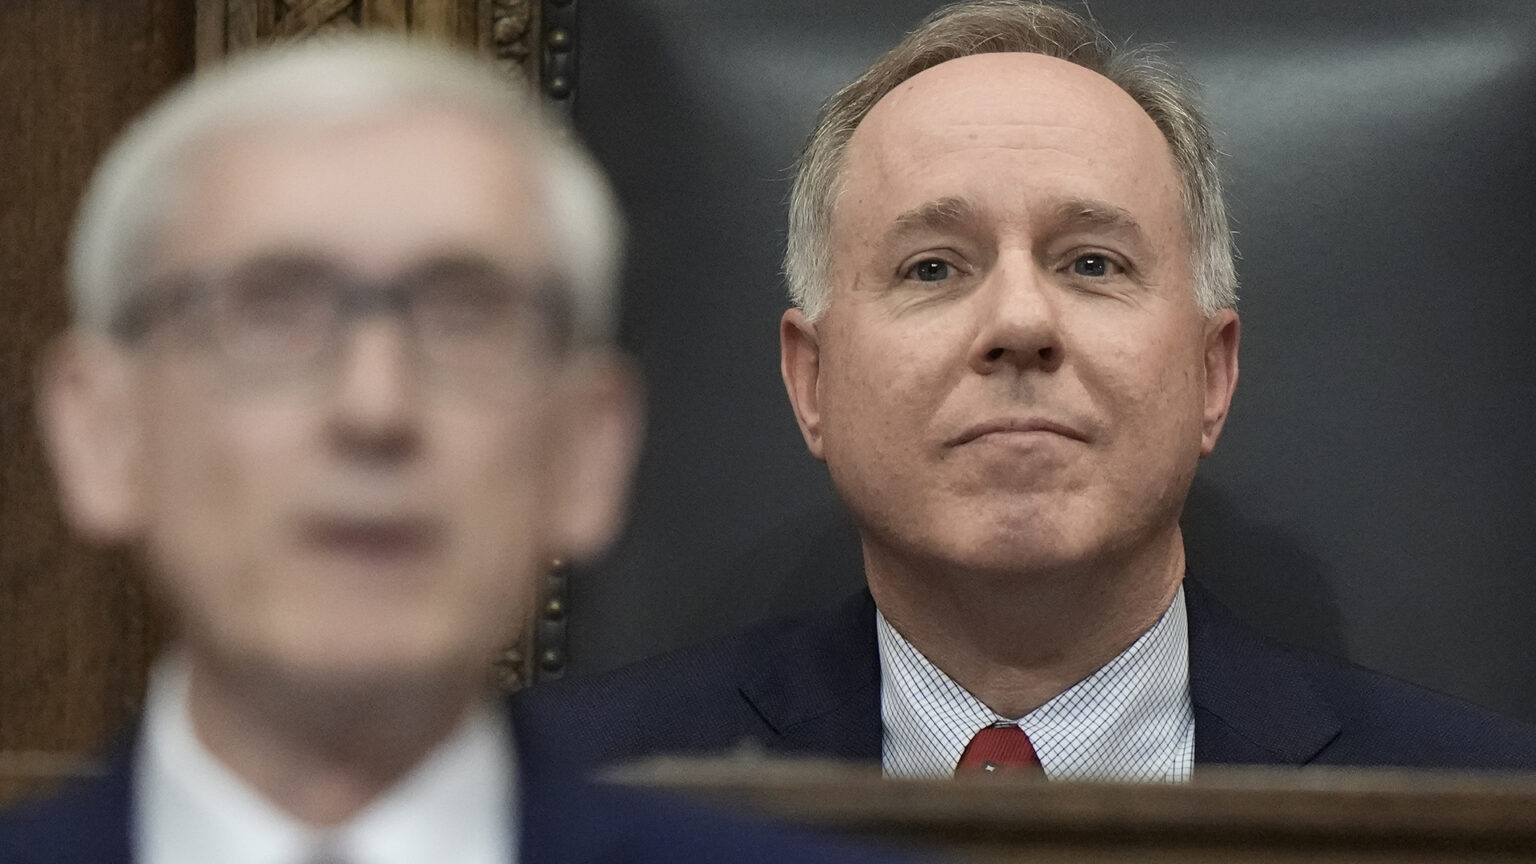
top-left (513, 581), bottom-right (1536, 770)
top-left (0, 702), bottom-right (913, 864)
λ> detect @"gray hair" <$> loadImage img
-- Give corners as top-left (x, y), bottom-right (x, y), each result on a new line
top-left (784, 0), bottom-right (1237, 320)
top-left (70, 37), bottom-right (624, 341)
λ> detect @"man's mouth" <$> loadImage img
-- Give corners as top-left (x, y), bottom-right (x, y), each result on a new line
top-left (303, 516), bottom-right (443, 564)
top-left (946, 417), bottom-right (1087, 448)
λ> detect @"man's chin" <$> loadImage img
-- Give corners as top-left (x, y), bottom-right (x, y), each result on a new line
top-left (941, 518), bottom-right (1181, 588)
top-left (950, 548), bottom-right (1097, 583)
top-left (883, 520), bottom-right (1115, 584)
top-left (950, 507), bottom-right (1081, 561)
top-left (204, 626), bottom-right (487, 701)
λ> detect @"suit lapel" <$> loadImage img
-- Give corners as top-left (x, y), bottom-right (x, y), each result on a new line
top-left (1185, 579), bottom-right (1341, 765)
top-left (516, 743), bottom-right (618, 864)
top-left (515, 714), bottom-right (698, 864)
top-left (726, 582), bottom-right (1343, 767)
top-left (736, 591), bottom-right (883, 760)
top-left (0, 744), bottom-right (137, 864)
top-left (70, 755), bottom-right (136, 864)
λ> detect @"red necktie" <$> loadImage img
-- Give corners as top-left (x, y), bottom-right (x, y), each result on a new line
top-left (955, 724), bottom-right (1044, 776)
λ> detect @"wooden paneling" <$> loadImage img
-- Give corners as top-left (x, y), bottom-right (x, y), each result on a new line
top-left (408, 0), bottom-right (468, 42)
top-left (361, 0), bottom-right (410, 30)
top-left (0, 0), bottom-right (194, 803)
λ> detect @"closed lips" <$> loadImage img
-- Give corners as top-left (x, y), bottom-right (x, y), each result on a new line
top-left (304, 516), bottom-right (442, 557)
top-left (946, 418), bottom-right (1086, 447)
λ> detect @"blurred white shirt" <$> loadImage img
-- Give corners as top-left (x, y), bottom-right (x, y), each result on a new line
top-left (137, 654), bottom-right (515, 864)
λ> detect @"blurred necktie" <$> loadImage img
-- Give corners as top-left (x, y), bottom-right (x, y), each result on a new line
top-left (955, 724), bottom-right (1044, 776)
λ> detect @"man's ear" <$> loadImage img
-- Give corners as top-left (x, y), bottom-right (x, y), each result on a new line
top-left (545, 351), bottom-right (644, 563)
top-left (1199, 308), bottom-right (1241, 457)
top-left (36, 332), bottom-right (145, 543)
top-left (780, 307), bottom-right (826, 460)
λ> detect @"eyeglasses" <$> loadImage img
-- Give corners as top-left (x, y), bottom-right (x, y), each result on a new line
top-left (112, 253), bottom-right (574, 386)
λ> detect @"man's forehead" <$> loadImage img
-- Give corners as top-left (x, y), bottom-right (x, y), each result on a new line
top-left (152, 110), bottom-right (552, 279)
top-left (836, 52), bottom-right (1180, 232)
top-left (865, 52), bottom-right (1153, 138)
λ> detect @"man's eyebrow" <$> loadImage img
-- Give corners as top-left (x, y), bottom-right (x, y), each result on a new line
top-left (1045, 198), bottom-right (1148, 238)
top-left (888, 196), bottom-right (1150, 237)
top-left (890, 196), bottom-right (987, 234)
top-left (400, 250), bottom-right (513, 277)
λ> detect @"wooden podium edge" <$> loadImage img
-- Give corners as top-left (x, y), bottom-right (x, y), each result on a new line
top-left (610, 755), bottom-right (1536, 857)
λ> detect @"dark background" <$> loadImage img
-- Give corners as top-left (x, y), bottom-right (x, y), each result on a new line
top-left (565, 0), bottom-right (1536, 724)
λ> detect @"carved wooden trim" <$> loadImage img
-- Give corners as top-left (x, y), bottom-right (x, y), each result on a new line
top-left (494, 559), bottom-right (569, 690)
top-left (538, 0), bottom-right (575, 112)
top-left (199, 0), bottom-right (541, 85)
top-left (487, 0), bottom-right (536, 85)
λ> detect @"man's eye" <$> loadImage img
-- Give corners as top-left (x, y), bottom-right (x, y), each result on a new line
top-left (907, 259), bottom-right (952, 282)
top-left (415, 282), bottom-right (521, 338)
top-left (1072, 254), bottom-right (1116, 278)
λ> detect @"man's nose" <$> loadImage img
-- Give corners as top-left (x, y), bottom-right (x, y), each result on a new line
top-left (967, 255), bottom-right (1064, 375)
top-left (326, 317), bottom-right (421, 461)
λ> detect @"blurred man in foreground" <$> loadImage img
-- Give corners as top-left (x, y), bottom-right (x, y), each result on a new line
top-left (0, 38), bottom-right (910, 864)
top-left (517, 0), bottom-right (1536, 776)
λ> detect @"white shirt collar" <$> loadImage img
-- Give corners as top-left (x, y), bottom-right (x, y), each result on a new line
top-left (878, 584), bottom-right (1194, 782)
top-left (136, 654), bottom-right (516, 864)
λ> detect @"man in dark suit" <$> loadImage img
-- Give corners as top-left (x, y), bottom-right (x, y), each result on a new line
top-left (515, 0), bottom-right (1536, 776)
top-left (0, 37), bottom-right (913, 864)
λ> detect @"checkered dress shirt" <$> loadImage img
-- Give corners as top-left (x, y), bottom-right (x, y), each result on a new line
top-left (879, 586), bottom-right (1194, 781)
